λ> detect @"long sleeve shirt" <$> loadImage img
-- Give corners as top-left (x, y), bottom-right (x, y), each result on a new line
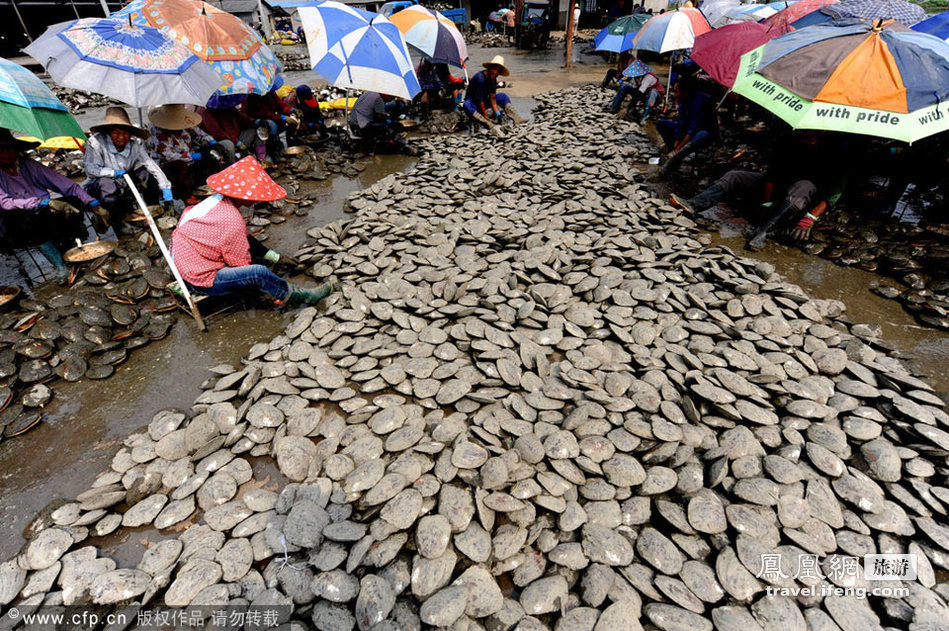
top-left (0, 156), bottom-right (94, 211)
top-left (465, 71), bottom-right (497, 107)
top-left (242, 92), bottom-right (289, 123)
top-left (673, 91), bottom-right (718, 141)
top-left (417, 63), bottom-right (443, 91)
top-left (199, 107), bottom-right (253, 144)
top-left (146, 126), bottom-right (214, 164)
top-left (170, 194), bottom-right (250, 287)
top-left (84, 132), bottom-right (171, 190)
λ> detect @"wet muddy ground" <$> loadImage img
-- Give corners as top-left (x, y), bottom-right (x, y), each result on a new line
top-left (1, 41), bottom-right (947, 562)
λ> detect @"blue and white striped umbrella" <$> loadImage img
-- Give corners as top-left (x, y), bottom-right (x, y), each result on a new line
top-left (299, 1), bottom-right (420, 99)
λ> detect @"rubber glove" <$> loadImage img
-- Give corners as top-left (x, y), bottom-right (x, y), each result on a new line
top-left (208, 139), bottom-right (217, 146)
top-left (88, 199), bottom-right (100, 208)
top-left (161, 188), bottom-right (173, 202)
top-left (113, 169), bottom-right (126, 177)
top-left (190, 152), bottom-right (202, 162)
top-left (37, 198), bottom-right (50, 207)
top-left (280, 114), bottom-right (286, 122)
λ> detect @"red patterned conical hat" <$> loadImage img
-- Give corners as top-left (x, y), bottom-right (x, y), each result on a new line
top-left (206, 156), bottom-right (286, 202)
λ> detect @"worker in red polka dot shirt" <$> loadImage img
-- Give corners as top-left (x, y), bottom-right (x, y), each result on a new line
top-left (171, 157), bottom-right (334, 305)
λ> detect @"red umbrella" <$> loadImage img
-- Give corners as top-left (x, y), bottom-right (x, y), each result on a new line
top-left (761, 0), bottom-right (838, 34)
top-left (691, 22), bottom-right (779, 88)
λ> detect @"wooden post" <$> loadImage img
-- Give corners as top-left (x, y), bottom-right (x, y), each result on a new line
top-left (564, 0), bottom-right (576, 67)
top-left (515, 0), bottom-right (524, 45)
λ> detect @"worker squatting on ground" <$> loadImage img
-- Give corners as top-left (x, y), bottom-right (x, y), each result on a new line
top-left (670, 131), bottom-right (849, 251)
top-left (0, 130), bottom-right (98, 283)
top-left (656, 74), bottom-right (718, 176)
top-left (146, 104), bottom-right (233, 203)
top-left (463, 56), bottom-right (527, 137)
top-left (607, 67), bottom-right (665, 125)
top-left (83, 107), bottom-right (173, 228)
top-left (170, 156), bottom-right (334, 306)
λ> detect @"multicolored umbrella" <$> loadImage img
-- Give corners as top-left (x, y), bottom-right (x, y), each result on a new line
top-left (913, 10), bottom-right (949, 40)
top-left (733, 21), bottom-right (949, 142)
top-left (389, 5), bottom-right (468, 69)
top-left (760, 0), bottom-right (837, 33)
top-left (114, 0), bottom-right (281, 96)
top-left (692, 21), bottom-right (778, 87)
top-left (25, 17), bottom-right (222, 108)
top-left (821, 0), bottom-right (926, 26)
top-left (299, 1), bottom-right (420, 100)
top-left (593, 14), bottom-right (649, 52)
top-left (0, 58), bottom-right (84, 140)
top-left (720, 4), bottom-right (779, 24)
top-left (622, 58), bottom-right (653, 78)
top-left (631, 8), bottom-right (711, 53)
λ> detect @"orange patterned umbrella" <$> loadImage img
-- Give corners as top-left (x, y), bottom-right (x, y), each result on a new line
top-left (114, 0), bottom-right (281, 95)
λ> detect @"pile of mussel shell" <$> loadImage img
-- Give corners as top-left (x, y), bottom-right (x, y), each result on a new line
top-left (0, 237), bottom-right (177, 442)
top-left (3, 86), bottom-right (949, 631)
top-left (49, 86), bottom-right (116, 115)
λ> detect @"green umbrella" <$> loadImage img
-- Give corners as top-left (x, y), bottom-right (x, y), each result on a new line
top-left (0, 57), bottom-right (84, 140)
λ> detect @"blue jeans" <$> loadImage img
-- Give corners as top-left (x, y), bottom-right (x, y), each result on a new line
top-left (463, 92), bottom-right (511, 117)
top-left (610, 83), bottom-right (638, 112)
top-left (187, 264), bottom-right (289, 301)
top-left (655, 122), bottom-right (713, 173)
top-left (656, 121), bottom-right (712, 151)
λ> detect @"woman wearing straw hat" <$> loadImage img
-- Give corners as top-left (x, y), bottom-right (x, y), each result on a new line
top-left (171, 156), bottom-right (334, 306)
top-left (0, 129), bottom-right (97, 283)
top-left (463, 55), bottom-right (527, 137)
top-left (147, 105), bottom-right (233, 203)
top-left (83, 107), bottom-right (173, 228)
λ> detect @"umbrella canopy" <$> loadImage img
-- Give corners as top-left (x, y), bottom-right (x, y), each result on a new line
top-left (114, 0), bottom-right (281, 96)
top-left (701, 0), bottom-right (741, 27)
top-left (692, 21), bottom-right (778, 87)
top-left (17, 135), bottom-right (85, 149)
top-left (299, 1), bottom-right (420, 99)
top-left (761, 0), bottom-right (837, 33)
top-left (733, 20), bottom-right (949, 142)
top-left (25, 17), bottom-right (222, 108)
top-left (632, 8), bottom-right (711, 53)
top-left (913, 11), bottom-right (949, 40)
top-left (822, 0), bottom-right (926, 26)
top-left (622, 58), bottom-right (653, 78)
top-left (720, 4), bottom-right (779, 24)
top-left (389, 5), bottom-right (468, 69)
top-left (593, 14), bottom-right (649, 52)
top-left (0, 58), bottom-right (84, 140)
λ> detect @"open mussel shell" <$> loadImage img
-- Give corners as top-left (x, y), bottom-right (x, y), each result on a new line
top-left (0, 286), bottom-right (21, 311)
top-left (64, 240), bottom-right (117, 264)
top-left (4, 410), bottom-right (41, 438)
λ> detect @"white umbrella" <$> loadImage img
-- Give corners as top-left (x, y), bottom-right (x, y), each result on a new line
top-left (25, 17), bottom-right (222, 108)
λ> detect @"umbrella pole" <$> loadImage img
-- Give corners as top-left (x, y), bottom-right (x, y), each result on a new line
top-left (10, 0), bottom-right (32, 43)
top-left (122, 173), bottom-right (207, 332)
top-left (665, 57), bottom-right (673, 110)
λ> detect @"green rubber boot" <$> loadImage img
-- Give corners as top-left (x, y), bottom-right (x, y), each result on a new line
top-left (38, 241), bottom-right (68, 284)
top-left (283, 282), bottom-right (334, 305)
